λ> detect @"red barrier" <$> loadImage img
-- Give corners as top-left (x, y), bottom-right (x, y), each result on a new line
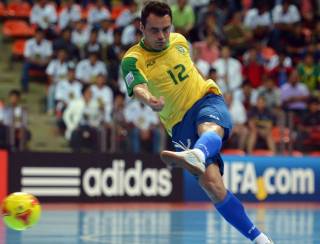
top-left (0, 150), bottom-right (8, 201)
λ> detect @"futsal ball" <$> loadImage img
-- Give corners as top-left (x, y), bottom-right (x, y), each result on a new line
top-left (1, 192), bottom-right (41, 231)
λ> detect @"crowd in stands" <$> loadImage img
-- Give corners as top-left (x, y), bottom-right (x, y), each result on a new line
top-left (0, 0), bottom-right (320, 155)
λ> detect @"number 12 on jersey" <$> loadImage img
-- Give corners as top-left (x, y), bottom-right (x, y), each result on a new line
top-left (167, 64), bottom-right (189, 85)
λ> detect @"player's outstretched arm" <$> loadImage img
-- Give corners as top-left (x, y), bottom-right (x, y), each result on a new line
top-left (133, 84), bottom-right (165, 112)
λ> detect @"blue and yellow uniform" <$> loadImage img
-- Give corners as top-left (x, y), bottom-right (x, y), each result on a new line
top-left (121, 33), bottom-right (232, 174)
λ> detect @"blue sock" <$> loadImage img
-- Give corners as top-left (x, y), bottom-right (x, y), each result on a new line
top-left (194, 131), bottom-right (222, 161)
top-left (215, 191), bottom-right (261, 241)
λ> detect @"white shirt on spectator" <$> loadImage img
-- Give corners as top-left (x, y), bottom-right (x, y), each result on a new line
top-left (55, 79), bottom-right (82, 104)
top-left (116, 9), bottom-right (135, 27)
top-left (30, 3), bottom-right (57, 29)
top-left (72, 26), bottom-right (90, 49)
top-left (63, 97), bottom-right (102, 139)
top-left (58, 4), bottom-right (81, 29)
top-left (229, 99), bottom-right (247, 124)
top-left (121, 25), bottom-right (136, 46)
top-left (91, 85), bottom-right (113, 123)
top-left (75, 59), bottom-right (107, 83)
top-left (212, 58), bottom-right (243, 93)
top-left (124, 100), bottom-right (159, 130)
top-left (88, 7), bottom-right (111, 25)
top-left (244, 8), bottom-right (272, 29)
top-left (233, 87), bottom-right (258, 106)
top-left (46, 60), bottom-right (68, 83)
top-left (24, 38), bottom-right (53, 60)
top-left (272, 4), bottom-right (300, 24)
top-left (195, 59), bottom-right (210, 78)
top-left (98, 29), bottom-right (114, 47)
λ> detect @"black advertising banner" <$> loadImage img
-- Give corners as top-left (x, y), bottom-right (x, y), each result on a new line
top-left (9, 152), bottom-right (183, 202)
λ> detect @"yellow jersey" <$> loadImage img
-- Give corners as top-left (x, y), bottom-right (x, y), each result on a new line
top-left (121, 33), bottom-right (222, 135)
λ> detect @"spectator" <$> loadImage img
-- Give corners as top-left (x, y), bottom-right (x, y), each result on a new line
top-left (297, 53), bottom-right (320, 94)
top-left (286, 22), bottom-right (309, 61)
top-left (197, 0), bottom-right (226, 31)
top-left (270, 0), bottom-right (301, 51)
top-left (46, 48), bottom-right (69, 114)
top-left (247, 96), bottom-right (276, 154)
top-left (171, 0), bottom-right (195, 37)
top-left (112, 92), bottom-right (129, 152)
top-left (55, 62), bottom-right (82, 131)
top-left (53, 27), bottom-right (80, 60)
top-left (212, 45), bottom-right (243, 93)
top-left (63, 84), bottom-right (102, 151)
top-left (224, 92), bottom-right (248, 151)
top-left (115, 1), bottom-right (138, 28)
top-left (257, 76), bottom-right (281, 111)
top-left (296, 97), bottom-right (320, 151)
top-left (21, 28), bottom-right (52, 92)
top-left (124, 100), bottom-right (161, 154)
top-left (84, 29), bottom-right (103, 58)
top-left (198, 13), bottom-right (224, 42)
top-left (121, 17), bottom-right (140, 47)
top-left (58, 0), bottom-right (81, 30)
top-left (192, 47), bottom-right (210, 78)
top-left (233, 80), bottom-right (258, 111)
top-left (3, 90), bottom-right (31, 150)
top-left (242, 47), bottom-right (266, 88)
top-left (281, 69), bottom-right (310, 112)
top-left (272, 0), bottom-right (300, 27)
top-left (98, 19), bottom-right (114, 49)
top-left (76, 51), bottom-right (107, 84)
top-left (71, 20), bottom-right (90, 57)
top-left (193, 33), bottom-right (220, 64)
top-left (223, 11), bottom-right (253, 57)
top-left (106, 28), bottom-right (125, 87)
top-left (244, 1), bottom-right (272, 42)
top-left (87, 0), bottom-right (111, 27)
top-left (30, 0), bottom-right (57, 38)
top-left (91, 74), bottom-right (114, 124)
top-left (268, 50), bottom-right (293, 86)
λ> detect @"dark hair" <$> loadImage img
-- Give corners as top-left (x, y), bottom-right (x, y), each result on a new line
top-left (9, 89), bottom-right (21, 97)
top-left (141, 1), bottom-right (172, 26)
top-left (81, 84), bottom-right (91, 95)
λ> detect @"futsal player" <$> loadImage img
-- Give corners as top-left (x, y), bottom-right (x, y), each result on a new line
top-left (121, 1), bottom-right (273, 243)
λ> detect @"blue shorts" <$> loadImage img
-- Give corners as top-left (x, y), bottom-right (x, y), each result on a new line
top-left (171, 94), bottom-right (233, 176)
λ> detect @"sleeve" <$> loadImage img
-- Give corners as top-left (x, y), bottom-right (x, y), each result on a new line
top-left (46, 61), bottom-right (54, 75)
top-left (24, 41), bottom-right (32, 58)
top-left (121, 56), bottom-right (147, 97)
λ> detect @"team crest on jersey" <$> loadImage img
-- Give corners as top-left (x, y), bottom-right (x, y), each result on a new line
top-left (125, 71), bottom-right (134, 86)
top-left (176, 45), bottom-right (186, 55)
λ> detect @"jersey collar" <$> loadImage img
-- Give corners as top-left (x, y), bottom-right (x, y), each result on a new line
top-left (139, 38), bottom-right (170, 52)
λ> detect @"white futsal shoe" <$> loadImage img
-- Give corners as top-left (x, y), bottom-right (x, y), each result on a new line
top-left (160, 149), bottom-right (206, 176)
top-left (254, 233), bottom-right (274, 244)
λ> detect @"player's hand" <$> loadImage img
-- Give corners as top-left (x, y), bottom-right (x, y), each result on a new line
top-left (148, 96), bottom-right (165, 112)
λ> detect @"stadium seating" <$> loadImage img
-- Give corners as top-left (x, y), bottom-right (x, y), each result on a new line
top-left (251, 149), bottom-right (275, 156)
top-left (3, 20), bottom-right (35, 39)
top-left (5, 2), bottom-right (31, 19)
top-left (222, 149), bottom-right (246, 156)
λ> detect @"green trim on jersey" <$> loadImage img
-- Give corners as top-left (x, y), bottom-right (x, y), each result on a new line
top-left (121, 57), bottom-right (147, 97)
top-left (139, 38), bottom-right (170, 52)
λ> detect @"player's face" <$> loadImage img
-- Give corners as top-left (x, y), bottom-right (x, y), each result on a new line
top-left (141, 13), bottom-right (171, 51)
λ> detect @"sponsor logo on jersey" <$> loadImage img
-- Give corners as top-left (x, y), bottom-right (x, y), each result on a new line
top-left (146, 59), bottom-right (156, 68)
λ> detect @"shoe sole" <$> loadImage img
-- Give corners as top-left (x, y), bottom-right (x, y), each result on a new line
top-left (160, 150), bottom-right (205, 176)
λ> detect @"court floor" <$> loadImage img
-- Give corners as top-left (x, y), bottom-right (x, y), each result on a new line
top-left (2, 203), bottom-right (320, 244)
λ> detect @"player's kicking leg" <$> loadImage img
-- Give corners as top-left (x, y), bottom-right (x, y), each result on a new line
top-left (160, 124), bottom-right (273, 243)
